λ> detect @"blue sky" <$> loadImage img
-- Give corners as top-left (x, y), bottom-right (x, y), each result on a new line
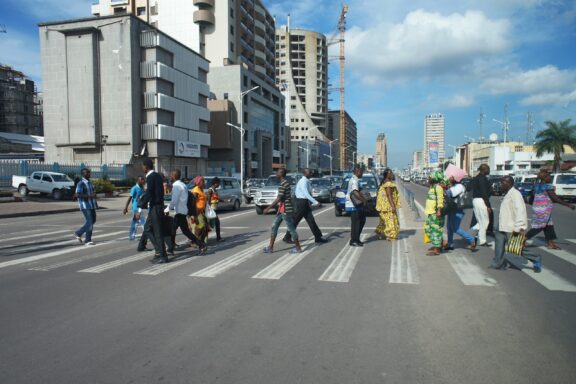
top-left (1, 0), bottom-right (576, 167)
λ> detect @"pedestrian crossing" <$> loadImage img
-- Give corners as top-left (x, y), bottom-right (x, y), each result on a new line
top-left (2, 227), bottom-right (576, 293)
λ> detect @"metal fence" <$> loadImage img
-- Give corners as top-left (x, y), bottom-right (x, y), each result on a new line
top-left (399, 182), bottom-right (421, 219)
top-left (0, 160), bottom-right (127, 187)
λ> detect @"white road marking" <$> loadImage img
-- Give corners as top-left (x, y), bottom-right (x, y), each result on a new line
top-left (318, 234), bottom-right (367, 283)
top-left (28, 246), bottom-right (132, 271)
top-left (567, 239), bottom-right (576, 245)
top-left (389, 237), bottom-right (420, 284)
top-left (446, 251), bottom-right (497, 286)
top-left (0, 230), bottom-right (109, 255)
top-left (0, 229), bottom-right (74, 243)
top-left (521, 268), bottom-right (576, 292)
top-left (219, 210), bottom-right (255, 221)
top-left (313, 206), bottom-right (333, 217)
top-left (413, 199), bottom-right (426, 216)
top-left (190, 239), bottom-right (271, 277)
top-left (537, 246), bottom-right (576, 268)
top-left (134, 256), bottom-right (197, 276)
top-left (78, 252), bottom-right (154, 273)
top-left (252, 238), bottom-right (317, 280)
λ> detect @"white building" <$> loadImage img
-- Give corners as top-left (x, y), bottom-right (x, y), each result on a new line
top-left (423, 113), bottom-right (445, 167)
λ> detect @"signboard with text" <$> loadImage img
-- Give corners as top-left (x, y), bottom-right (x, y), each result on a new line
top-left (428, 142), bottom-right (439, 166)
top-left (175, 140), bottom-right (201, 158)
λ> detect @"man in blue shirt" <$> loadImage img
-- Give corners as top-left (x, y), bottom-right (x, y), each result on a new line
top-left (282, 168), bottom-right (326, 244)
top-left (74, 168), bottom-right (98, 245)
top-left (123, 176), bottom-right (146, 240)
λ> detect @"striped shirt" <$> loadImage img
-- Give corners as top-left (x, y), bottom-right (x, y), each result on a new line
top-left (76, 178), bottom-right (98, 210)
top-left (278, 179), bottom-right (293, 214)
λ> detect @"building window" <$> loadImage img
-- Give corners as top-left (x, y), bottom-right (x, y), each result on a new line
top-left (136, 7), bottom-right (146, 16)
top-left (244, 112), bottom-right (248, 123)
top-left (243, 76), bottom-right (248, 87)
top-left (223, 93), bottom-right (229, 100)
top-left (114, 7), bottom-right (126, 14)
top-left (230, 8), bottom-right (234, 18)
top-left (230, 25), bottom-right (234, 35)
top-left (230, 42), bottom-right (234, 52)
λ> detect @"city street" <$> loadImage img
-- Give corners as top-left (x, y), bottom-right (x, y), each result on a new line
top-left (1, 186), bottom-right (576, 384)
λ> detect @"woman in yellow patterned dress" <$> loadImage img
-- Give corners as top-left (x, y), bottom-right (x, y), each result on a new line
top-left (375, 169), bottom-right (400, 240)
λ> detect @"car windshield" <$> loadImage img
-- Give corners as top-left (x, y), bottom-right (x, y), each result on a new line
top-left (311, 179), bottom-right (331, 187)
top-left (557, 175), bottom-right (576, 184)
top-left (341, 176), bottom-right (378, 191)
top-left (51, 174), bottom-right (73, 182)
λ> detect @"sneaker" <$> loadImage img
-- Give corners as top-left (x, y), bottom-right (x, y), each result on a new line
top-left (533, 261), bottom-right (542, 273)
top-left (315, 238), bottom-right (328, 244)
top-left (128, 236), bottom-right (135, 241)
top-left (290, 247), bottom-right (302, 254)
top-left (85, 241), bottom-right (95, 246)
top-left (74, 234), bottom-right (83, 244)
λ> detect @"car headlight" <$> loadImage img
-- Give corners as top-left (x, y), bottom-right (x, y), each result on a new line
top-left (370, 191), bottom-right (377, 197)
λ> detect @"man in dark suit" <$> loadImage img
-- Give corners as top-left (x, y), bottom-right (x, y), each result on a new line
top-left (137, 158), bottom-right (169, 264)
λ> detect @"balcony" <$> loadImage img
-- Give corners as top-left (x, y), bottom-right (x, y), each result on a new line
top-left (193, 0), bottom-right (214, 7)
top-left (193, 10), bottom-right (215, 25)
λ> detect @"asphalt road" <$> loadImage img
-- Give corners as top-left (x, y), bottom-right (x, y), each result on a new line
top-left (1, 191), bottom-right (575, 384)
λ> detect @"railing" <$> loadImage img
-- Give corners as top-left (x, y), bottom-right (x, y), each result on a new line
top-left (399, 181), bottom-right (421, 219)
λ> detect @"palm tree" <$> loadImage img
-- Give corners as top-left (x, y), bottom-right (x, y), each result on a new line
top-left (534, 119), bottom-right (576, 172)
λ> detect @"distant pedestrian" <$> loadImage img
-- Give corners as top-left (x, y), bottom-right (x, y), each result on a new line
top-left (470, 164), bottom-right (493, 246)
top-left (525, 170), bottom-right (575, 250)
top-left (263, 168), bottom-right (302, 253)
top-left (123, 176), bottom-right (146, 240)
top-left (282, 168), bottom-right (326, 244)
top-left (165, 169), bottom-right (207, 254)
top-left (206, 177), bottom-right (224, 242)
top-left (490, 176), bottom-right (540, 271)
top-left (424, 170), bottom-right (445, 256)
top-left (445, 174), bottom-right (476, 252)
top-left (375, 169), bottom-right (400, 241)
top-left (191, 176), bottom-right (209, 243)
top-left (346, 167), bottom-right (368, 247)
top-left (137, 158), bottom-right (169, 264)
top-left (74, 168), bottom-right (98, 245)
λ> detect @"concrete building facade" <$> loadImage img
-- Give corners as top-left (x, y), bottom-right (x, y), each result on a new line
top-left (0, 64), bottom-right (43, 136)
top-left (39, 15), bottom-right (211, 177)
top-left (327, 110), bottom-right (357, 170)
top-left (412, 150), bottom-right (423, 171)
top-left (375, 133), bottom-right (387, 169)
top-left (424, 113), bottom-right (445, 168)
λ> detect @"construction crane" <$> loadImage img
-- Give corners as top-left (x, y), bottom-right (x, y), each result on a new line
top-left (337, 4), bottom-right (348, 170)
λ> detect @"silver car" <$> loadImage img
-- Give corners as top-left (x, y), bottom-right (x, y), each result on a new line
top-left (204, 177), bottom-right (243, 211)
top-left (310, 178), bottom-right (335, 203)
top-left (254, 173), bottom-right (302, 214)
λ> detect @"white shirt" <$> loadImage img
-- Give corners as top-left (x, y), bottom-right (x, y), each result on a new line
top-left (295, 176), bottom-right (319, 205)
top-left (168, 180), bottom-right (189, 215)
top-left (498, 187), bottom-right (528, 233)
top-left (449, 183), bottom-right (465, 198)
top-left (345, 175), bottom-right (360, 210)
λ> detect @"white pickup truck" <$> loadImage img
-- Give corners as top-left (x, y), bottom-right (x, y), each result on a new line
top-left (12, 171), bottom-right (75, 200)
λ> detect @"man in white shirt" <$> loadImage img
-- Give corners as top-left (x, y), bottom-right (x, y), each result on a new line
top-left (282, 168), bottom-right (326, 244)
top-left (165, 169), bottom-right (207, 254)
top-left (490, 175), bottom-right (540, 272)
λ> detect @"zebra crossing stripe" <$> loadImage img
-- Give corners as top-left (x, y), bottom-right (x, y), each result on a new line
top-left (521, 268), bottom-right (576, 292)
top-left (78, 252), bottom-right (153, 273)
top-left (318, 234), bottom-right (367, 283)
top-left (1, 230), bottom-right (105, 256)
top-left (251, 238), bottom-right (316, 280)
top-left (29, 245), bottom-right (132, 271)
top-left (446, 251), bottom-right (497, 286)
top-left (389, 238), bottom-right (420, 284)
top-left (0, 229), bottom-right (73, 244)
top-left (537, 246), bottom-right (576, 268)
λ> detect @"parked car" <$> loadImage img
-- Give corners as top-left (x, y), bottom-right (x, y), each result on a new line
top-left (489, 176), bottom-right (504, 196)
top-left (310, 178), bottom-right (334, 203)
top-left (254, 173), bottom-right (302, 214)
top-left (334, 173), bottom-right (380, 216)
top-left (244, 178), bottom-right (266, 203)
top-left (516, 182), bottom-right (536, 204)
top-left (550, 173), bottom-right (576, 202)
top-left (205, 177), bottom-right (243, 211)
top-left (514, 175), bottom-right (537, 184)
top-left (322, 175), bottom-right (343, 188)
top-left (12, 171), bottom-right (75, 200)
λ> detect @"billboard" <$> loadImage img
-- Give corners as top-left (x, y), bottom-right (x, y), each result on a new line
top-left (175, 140), bottom-right (201, 158)
top-left (428, 142), bottom-right (439, 166)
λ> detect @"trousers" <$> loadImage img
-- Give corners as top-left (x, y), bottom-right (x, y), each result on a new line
top-left (447, 210), bottom-right (475, 246)
top-left (350, 209), bottom-right (366, 244)
top-left (472, 198), bottom-right (490, 245)
top-left (492, 230), bottom-right (541, 269)
top-left (139, 205), bottom-right (167, 258)
top-left (283, 198), bottom-right (323, 241)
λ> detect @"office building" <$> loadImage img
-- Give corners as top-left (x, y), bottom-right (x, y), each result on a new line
top-left (375, 133), bottom-right (387, 169)
top-left (0, 64), bottom-right (43, 136)
top-left (412, 150), bottom-right (423, 171)
top-left (327, 110), bottom-right (357, 170)
top-left (423, 113), bottom-right (445, 168)
top-left (39, 14), bottom-right (211, 177)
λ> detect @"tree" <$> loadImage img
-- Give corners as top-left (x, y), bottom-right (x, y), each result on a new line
top-left (534, 119), bottom-right (576, 173)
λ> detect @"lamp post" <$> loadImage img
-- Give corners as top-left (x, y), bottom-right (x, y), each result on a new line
top-left (298, 141), bottom-right (310, 169)
top-left (328, 139), bottom-right (338, 176)
top-left (100, 135), bottom-right (108, 165)
top-left (323, 154), bottom-right (333, 176)
top-left (233, 85), bottom-right (260, 194)
top-left (493, 118), bottom-right (509, 143)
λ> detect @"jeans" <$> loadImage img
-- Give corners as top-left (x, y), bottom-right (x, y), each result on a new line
top-left (447, 210), bottom-right (475, 246)
top-left (350, 209), bottom-right (366, 244)
top-left (129, 211), bottom-right (146, 240)
top-left (492, 230), bottom-right (541, 269)
top-left (76, 209), bottom-right (95, 242)
top-left (271, 213), bottom-right (298, 241)
top-left (283, 198), bottom-right (323, 242)
top-left (139, 205), bottom-right (167, 258)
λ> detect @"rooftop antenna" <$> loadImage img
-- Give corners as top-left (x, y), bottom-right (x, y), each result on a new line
top-left (526, 112), bottom-right (534, 145)
top-left (503, 103), bottom-right (510, 143)
top-left (478, 109), bottom-right (485, 141)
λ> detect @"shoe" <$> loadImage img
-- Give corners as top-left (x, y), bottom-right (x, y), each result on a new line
top-left (282, 238), bottom-right (294, 244)
top-left (74, 234), bottom-right (83, 244)
top-left (481, 243), bottom-right (492, 247)
top-left (290, 247), bottom-right (302, 254)
top-left (443, 246), bottom-right (455, 251)
top-left (150, 256), bottom-right (169, 264)
top-left (217, 237), bottom-right (225, 242)
top-left (263, 246), bottom-right (273, 254)
top-left (85, 241), bottom-right (95, 246)
top-left (315, 238), bottom-right (328, 244)
top-left (128, 237), bottom-right (135, 241)
top-left (199, 246), bottom-right (208, 255)
top-left (533, 261), bottom-right (542, 273)
top-left (358, 241), bottom-right (364, 246)
top-left (349, 242), bottom-right (363, 247)
top-left (137, 247), bottom-right (151, 252)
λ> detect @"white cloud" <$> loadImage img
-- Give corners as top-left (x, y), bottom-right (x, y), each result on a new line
top-left (0, 30), bottom-right (41, 83)
top-left (445, 94), bottom-right (475, 108)
top-left (345, 9), bottom-right (511, 83)
top-left (520, 89), bottom-right (576, 106)
top-left (482, 65), bottom-right (576, 95)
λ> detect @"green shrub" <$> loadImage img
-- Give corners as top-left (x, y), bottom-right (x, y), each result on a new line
top-left (93, 178), bottom-right (115, 194)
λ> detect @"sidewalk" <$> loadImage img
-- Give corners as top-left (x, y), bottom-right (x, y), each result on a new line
top-left (0, 195), bottom-right (128, 219)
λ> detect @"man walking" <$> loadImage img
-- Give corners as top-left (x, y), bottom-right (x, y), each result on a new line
top-left (137, 158), bottom-right (169, 264)
top-left (123, 176), bottom-right (146, 240)
top-left (470, 164), bottom-right (492, 246)
top-left (74, 168), bottom-right (98, 245)
top-left (283, 168), bottom-right (326, 244)
top-left (346, 167), bottom-right (368, 247)
top-left (490, 176), bottom-right (541, 271)
top-left (165, 169), bottom-right (207, 255)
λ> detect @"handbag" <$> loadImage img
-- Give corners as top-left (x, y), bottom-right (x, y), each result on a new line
top-left (506, 233), bottom-right (526, 256)
top-left (350, 190), bottom-right (364, 208)
top-left (205, 204), bottom-right (217, 219)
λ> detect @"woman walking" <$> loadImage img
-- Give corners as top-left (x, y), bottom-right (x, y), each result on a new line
top-left (191, 176), bottom-right (209, 244)
top-left (445, 175), bottom-right (476, 251)
top-left (375, 169), bottom-right (400, 240)
top-left (424, 170), bottom-right (446, 256)
top-left (206, 177), bottom-right (224, 242)
top-left (526, 170), bottom-right (575, 249)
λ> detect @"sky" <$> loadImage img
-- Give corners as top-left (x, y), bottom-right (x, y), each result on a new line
top-left (1, 0), bottom-right (575, 167)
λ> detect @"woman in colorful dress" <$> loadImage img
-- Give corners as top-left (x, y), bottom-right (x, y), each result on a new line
top-left (206, 177), bottom-right (224, 242)
top-left (526, 170), bottom-right (575, 249)
top-left (424, 170), bottom-right (446, 256)
top-left (191, 176), bottom-right (209, 244)
top-left (375, 169), bottom-right (400, 240)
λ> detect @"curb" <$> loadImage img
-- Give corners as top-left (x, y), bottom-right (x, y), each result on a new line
top-left (0, 207), bottom-right (108, 219)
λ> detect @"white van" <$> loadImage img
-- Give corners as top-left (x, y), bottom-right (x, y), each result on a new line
top-left (551, 173), bottom-right (576, 202)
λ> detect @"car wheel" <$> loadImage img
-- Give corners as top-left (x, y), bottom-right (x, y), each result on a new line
top-left (335, 208), bottom-right (342, 217)
top-left (18, 185), bottom-right (28, 196)
top-left (255, 205), bottom-right (264, 215)
top-left (52, 189), bottom-right (63, 200)
top-left (233, 199), bottom-right (240, 211)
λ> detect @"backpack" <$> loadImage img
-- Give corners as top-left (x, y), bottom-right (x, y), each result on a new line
top-left (187, 190), bottom-right (197, 216)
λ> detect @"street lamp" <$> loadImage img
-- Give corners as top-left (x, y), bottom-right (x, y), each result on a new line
top-left (493, 118), bottom-right (509, 143)
top-left (328, 139), bottom-right (338, 176)
top-left (100, 135), bottom-right (108, 165)
top-left (298, 142), bottom-right (310, 169)
top-left (232, 85), bottom-right (260, 194)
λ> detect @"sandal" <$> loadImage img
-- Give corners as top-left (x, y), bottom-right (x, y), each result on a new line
top-left (263, 246), bottom-right (273, 254)
top-left (426, 248), bottom-right (440, 256)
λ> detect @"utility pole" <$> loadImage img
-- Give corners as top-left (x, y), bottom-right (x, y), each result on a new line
top-left (503, 103), bottom-right (510, 143)
top-left (338, 4), bottom-right (348, 170)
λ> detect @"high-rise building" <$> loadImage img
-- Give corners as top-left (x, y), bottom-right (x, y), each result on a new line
top-left (275, 22), bottom-right (329, 141)
top-left (412, 150), bottom-right (423, 171)
top-left (375, 133), bottom-right (387, 168)
top-left (327, 110), bottom-right (357, 170)
top-left (423, 113), bottom-right (445, 167)
top-left (0, 64), bottom-right (43, 136)
top-left (39, 15), bottom-right (211, 176)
